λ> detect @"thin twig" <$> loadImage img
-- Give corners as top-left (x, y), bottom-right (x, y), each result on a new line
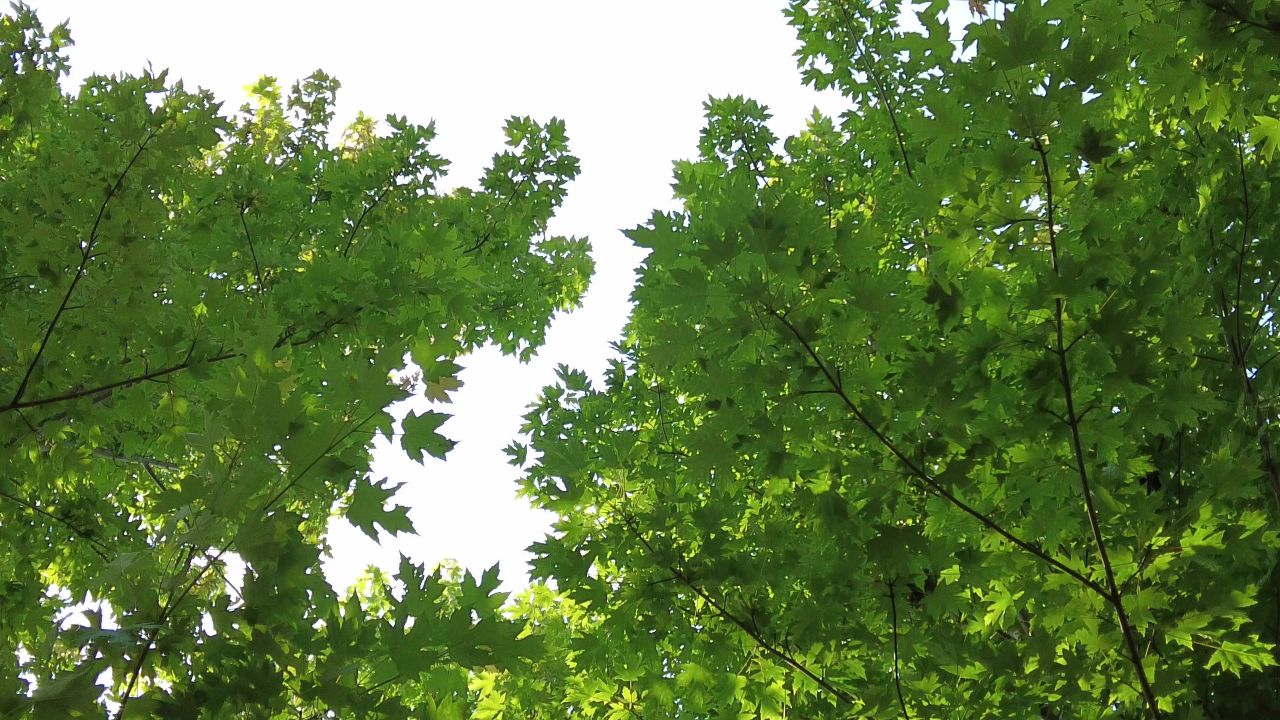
top-left (341, 181), bottom-right (395, 257)
top-left (1201, 0), bottom-right (1280, 36)
top-left (464, 178), bottom-right (528, 254)
top-left (1234, 137), bottom-right (1251, 357)
top-left (832, 1), bottom-right (914, 179)
top-left (0, 489), bottom-right (111, 559)
top-left (114, 411), bottom-right (375, 717)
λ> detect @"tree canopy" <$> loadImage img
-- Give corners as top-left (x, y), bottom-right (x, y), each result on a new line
top-left (505, 1), bottom-right (1280, 718)
top-left (4, 0), bottom-right (1280, 719)
top-left (0, 4), bottom-right (589, 716)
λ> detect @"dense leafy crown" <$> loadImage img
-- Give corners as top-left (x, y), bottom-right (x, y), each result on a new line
top-left (6, 1), bottom-right (1280, 719)
top-left (0, 4), bottom-right (590, 716)
top-left (506, 1), bottom-right (1280, 719)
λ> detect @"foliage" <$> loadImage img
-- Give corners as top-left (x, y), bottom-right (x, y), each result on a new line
top-left (508, 1), bottom-right (1280, 718)
top-left (0, 4), bottom-right (590, 717)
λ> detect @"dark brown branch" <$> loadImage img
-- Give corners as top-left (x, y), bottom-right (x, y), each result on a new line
top-left (0, 350), bottom-right (240, 415)
top-left (987, 217), bottom-right (1049, 232)
top-left (833, 1), bottom-right (914, 179)
top-left (887, 581), bottom-right (911, 720)
top-left (1209, 141), bottom-right (1280, 502)
top-left (0, 489), bottom-right (110, 560)
top-left (618, 512), bottom-right (858, 708)
top-left (1202, 0), bottom-right (1280, 36)
top-left (274, 307), bottom-right (362, 349)
top-left (464, 177), bottom-right (528, 254)
top-left (4, 297), bottom-right (377, 419)
top-left (259, 407), bottom-right (382, 514)
top-left (1034, 138), bottom-right (1162, 720)
top-left (1247, 272), bottom-right (1280, 349)
top-left (1257, 350), bottom-right (1280, 376)
top-left (860, 52), bottom-right (914, 179)
top-left (651, 379), bottom-right (677, 453)
top-left (116, 630), bottom-right (156, 710)
top-left (91, 446), bottom-right (181, 471)
top-left (115, 412), bottom-right (374, 717)
top-left (1234, 138), bottom-right (1252, 357)
top-left (1216, 287), bottom-right (1280, 505)
top-left (116, 455), bottom-right (232, 719)
top-left (766, 307), bottom-right (1111, 600)
top-left (341, 181), bottom-right (395, 257)
top-left (9, 128), bottom-right (158, 406)
top-left (14, 404), bottom-right (182, 473)
top-left (239, 202), bottom-right (264, 291)
top-left (298, 676), bottom-right (401, 720)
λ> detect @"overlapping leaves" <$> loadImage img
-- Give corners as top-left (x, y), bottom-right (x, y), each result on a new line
top-left (0, 6), bottom-right (589, 717)
top-left (507, 1), bottom-right (1280, 718)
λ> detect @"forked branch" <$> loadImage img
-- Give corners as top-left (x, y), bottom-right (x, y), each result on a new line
top-left (766, 306), bottom-right (1111, 601)
top-left (9, 127), bottom-right (159, 407)
top-left (1033, 138), bottom-right (1161, 720)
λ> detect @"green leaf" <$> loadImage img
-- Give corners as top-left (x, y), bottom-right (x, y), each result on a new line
top-left (401, 409), bottom-right (456, 460)
top-left (347, 476), bottom-right (413, 539)
top-left (1251, 115), bottom-right (1280, 160)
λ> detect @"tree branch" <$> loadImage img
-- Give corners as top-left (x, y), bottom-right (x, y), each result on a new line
top-left (341, 181), bottom-right (395, 257)
top-left (618, 512), bottom-right (859, 708)
top-left (1201, 0), bottom-right (1280, 37)
top-left (114, 411), bottom-right (375, 717)
top-left (887, 581), bottom-right (911, 720)
top-left (1034, 138), bottom-right (1162, 720)
top-left (9, 127), bottom-right (158, 407)
top-left (833, 1), bottom-right (914, 179)
top-left (239, 201), bottom-right (265, 291)
top-left (1233, 137), bottom-right (1252, 358)
top-left (464, 177), bottom-right (528, 254)
top-left (90, 446), bottom-right (181, 472)
top-left (766, 306), bottom-right (1111, 600)
top-left (0, 489), bottom-right (110, 560)
top-left (0, 350), bottom-right (240, 415)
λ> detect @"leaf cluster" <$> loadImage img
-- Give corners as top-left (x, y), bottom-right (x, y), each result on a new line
top-left (504, 1), bottom-right (1280, 718)
top-left (0, 5), bottom-right (590, 716)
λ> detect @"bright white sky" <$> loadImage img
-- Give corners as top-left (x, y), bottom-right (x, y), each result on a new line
top-left (32, 0), bottom-right (846, 592)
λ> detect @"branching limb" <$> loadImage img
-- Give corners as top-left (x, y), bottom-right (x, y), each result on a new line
top-left (766, 306), bottom-right (1111, 600)
top-left (9, 127), bottom-right (158, 407)
top-left (617, 511), bottom-right (859, 709)
top-left (91, 447), bottom-right (181, 471)
top-left (1201, 0), bottom-right (1280, 37)
top-left (1033, 138), bottom-right (1162, 720)
top-left (114, 409), bottom-right (378, 717)
top-left (341, 180), bottom-right (396, 257)
top-left (4, 294), bottom-right (373, 418)
top-left (833, 1), bottom-right (914, 179)
top-left (0, 350), bottom-right (240, 415)
top-left (0, 489), bottom-right (111, 559)
top-left (465, 177), bottom-right (529, 254)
